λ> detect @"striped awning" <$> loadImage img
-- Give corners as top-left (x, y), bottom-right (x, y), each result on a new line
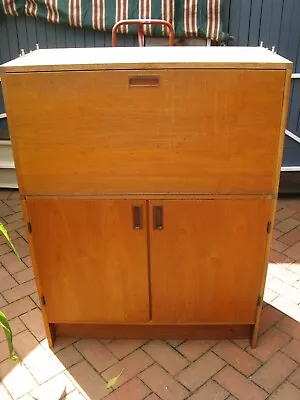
top-left (1, 0), bottom-right (230, 42)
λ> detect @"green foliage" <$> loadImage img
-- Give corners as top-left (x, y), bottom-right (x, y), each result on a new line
top-left (0, 222), bottom-right (20, 361)
top-left (0, 311), bottom-right (18, 361)
top-left (0, 223), bottom-right (20, 259)
top-left (105, 369), bottom-right (124, 390)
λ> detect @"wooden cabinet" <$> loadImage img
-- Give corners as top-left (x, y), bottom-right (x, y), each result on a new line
top-left (1, 46), bottom-right (292, 347)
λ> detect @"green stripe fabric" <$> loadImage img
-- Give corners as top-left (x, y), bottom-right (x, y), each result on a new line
top-left (1, 0), bottom-right (231, 41)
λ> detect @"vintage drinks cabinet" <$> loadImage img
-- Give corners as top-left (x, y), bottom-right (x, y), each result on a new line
top-left (0, 47), bottom-right (292, 347)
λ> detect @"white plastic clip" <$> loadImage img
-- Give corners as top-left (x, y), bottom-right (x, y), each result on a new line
top-left (36, 43), bottom-right (40, 50)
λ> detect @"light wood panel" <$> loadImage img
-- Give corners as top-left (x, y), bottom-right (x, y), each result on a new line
top-left (25, 199), bottom-right (150, 323)
top-left (4, 69), bottom-right (285, 195)
top-left (149, 199), bottom-right (271, 324)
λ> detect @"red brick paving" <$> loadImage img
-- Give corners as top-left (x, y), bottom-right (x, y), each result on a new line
top-left (1, 191), bottom-right (300, 399)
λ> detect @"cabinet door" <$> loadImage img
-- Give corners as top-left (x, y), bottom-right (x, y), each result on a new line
top-left (26, 199), bottom-right (149, 323)
top-left (149, 200), bottom-right (271, 324)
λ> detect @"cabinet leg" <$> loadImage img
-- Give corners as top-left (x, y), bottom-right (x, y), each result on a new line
top-left (46, 323), bottom-right (56, 348)
top-left (250, 324), bottom-right (259, 349)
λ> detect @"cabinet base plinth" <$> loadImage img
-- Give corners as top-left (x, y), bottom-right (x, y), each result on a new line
top-left (54, 323), bottom-right (253, 343)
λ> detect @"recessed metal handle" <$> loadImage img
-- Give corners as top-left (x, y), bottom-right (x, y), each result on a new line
top-left (153, 206), bottom-right (163, 230)
top-left (132, 205), bottom-right (143, 230)
top-left (129, 75), bottom-right (160, 88)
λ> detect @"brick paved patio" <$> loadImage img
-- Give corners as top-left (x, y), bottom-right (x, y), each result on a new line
top-left (1, 190), bottom-right (300, 399)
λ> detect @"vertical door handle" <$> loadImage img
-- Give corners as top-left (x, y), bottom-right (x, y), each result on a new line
top-left (132, 205), bottom-right (143, 230)
top-left (153, 206), bottom-right (163, 230)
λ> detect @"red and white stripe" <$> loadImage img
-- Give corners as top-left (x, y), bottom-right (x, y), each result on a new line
top-left (92, 0), bottom-right (105, 31)
top-left (45, 0), bottom-right (59, 23)
top-left (207, 0), bottom-right (220, 41)
top-left (2, 0), bottom-right (18, 16)
top-left (25, 0), bottom-right (38, 17)
top-left (116, 0), bottom-right (128, 34)
top-left (69, 0), bottom-right (82, 28)
top-left (162, 0), bottom-right (174, 37)
top-left (185, 0), bottom-right (198, 37)
top-left (139, 0), bottom-right (151, 36)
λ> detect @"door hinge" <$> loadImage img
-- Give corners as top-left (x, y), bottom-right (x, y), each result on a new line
top-left (41, 296), bottom-right (46, 306)
top-left (267, 221), bottom-right (271, 233)
top-left (27, 222), bottom-right (32, 234)
top-left (257, 295), bottom-right (262, 307)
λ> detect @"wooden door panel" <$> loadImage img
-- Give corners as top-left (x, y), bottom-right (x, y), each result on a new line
top-left (149, 199), bottom-right (271, 324)
top-left (26, 199), bottom-right (149, 323)
top-left (4, 69), bottom-right (285, 195)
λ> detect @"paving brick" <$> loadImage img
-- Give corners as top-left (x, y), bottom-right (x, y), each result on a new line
top-left (4, 211), bottom-right (24, 224)
top-left (0, 341), bottom-right (11, 363)
top-left (139, 363), bottom-right (189, 400)
top-left (247, 327), bottom-right (289, 361)
top-left (277, 316), bottom-right (300, 340)
top-left (259, 305), bottom-right (284, 335)
top-left (0, 244), bottom-right (11, 256)
top-left (64, 390), bottom-right (86, 399)
top-left (213, 341), bottom-right (260, 376)
top-left (107, 339), bottom-right (147, 359)
top-left (271, 296), bottom-right (300, 321)
top-left (41, 336), bottom-right (78, 354)
top-left (1, 252), bottom-right (27, 274)
top-left (23, 255), bottom-right (32, 268)
top-left (2, 279), bottom-right (37, 303)
top-left (67, 360), bottom-right (107, 400)
top-left (267, 278), bottom-right (300, 303)
top-left (0, 358), bottom-right (37, 399)
top-left (188, 380), bottom-right (229, 400)
top-left (0, 190), bottom-right (14, 200)
top-left (1, 296), bottom-right (36, 319)
top-left (293, 212), bottom-right (300, 221)
top-left (13, 329), bottom-right (49, 367)
top-left (272, 229), bottom-right (284, 239)
top-left (13, 237), bottom-right (30, 258)
top-left (252, 352), bottom-right (298, 393)
top-left (4, 200), bottom-right (21, 212)
top-left (177, 340), bottom-right (217, 361)
top-left (177, 351), bottom-right (225, 391)
top-left (0, 317), bottom-right (26, 342)
top-left (102, 349), bottom-right (153, 389)
top-left (276, 218), bottom-right (300, 233)
top-left (287, 263), bottom-right (300, 276)
top-left (0, 202), bottom-right (14, 218)
top-left (0, 384), bottom-right (12, 400)
top-left (280, 227), bottom-right (300, 246)
top-left (5, 219), bottom-right (25, 232)
top-left (0, 267), bottom-right (17, 292)
top-left (56, 345), bottom-right (83, 369)
top-left (29, 371), bottom-right (75, 400)
top-left (269, 381), bottom-right (300, 400)
top-left (145, 395), bottom-right (160, 400)
top-left (30, 292), bottom-right (40, 308)
top-left (143, 340), bottom-right (189, 375)
top-left (275, 208), bottom-right (296, 221)
top-left (20, 308), bottom-right (45, 341)
top-left (166, 340), bottom-right (185, 347)
top-left (75, 339), bottom-right (117, 373)
top-left (105, 378), bottom-right (151, 400)
top-left (282, 339), bottom-right (300, 363)
top-left (8, 190), bottom-right (20, 200)
top-left (267, 264), bottom-right (298, 283)
top-left (215, 365), bottom-right (267, 400)
top-left (0, 294), bottom-right (7, 307)
top-left (29, 354), bottom-right (65, 384)
top-left (13, 267), bottom-right (34, 284)
top-left (232, 339), bottom-right (249, 349)
top-left (271, 238), bottom-right (289, 253)
top-left (289, 366), bottom-right (300, 389)
top-left (0, 230), bottom-right (19, 246)
top-left (263, 287), bottom-right (279, 303)
top-left (284, 241), bottom-right (300, 260)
